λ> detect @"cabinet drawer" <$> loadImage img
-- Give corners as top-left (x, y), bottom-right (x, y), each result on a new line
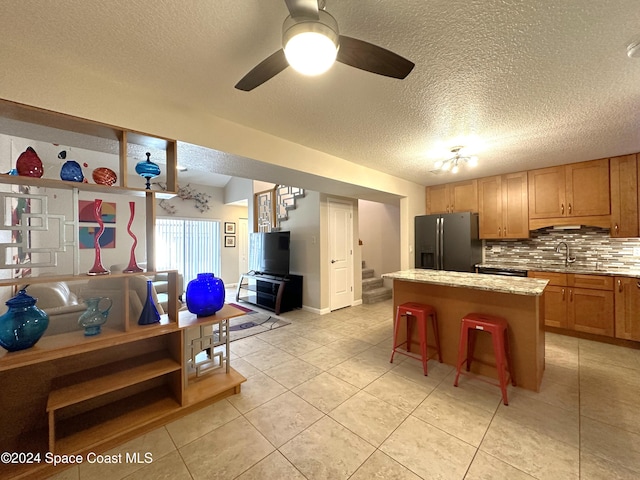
top-left (528, 271), bottom-right (567, 287)
top-left (568, 274), bottom-right (613, 291)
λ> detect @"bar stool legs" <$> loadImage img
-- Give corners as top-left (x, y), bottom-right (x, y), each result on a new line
top-left (454, 312), bottom-right (515, 405)
top-left (390, 302), bottom-right (442, 375)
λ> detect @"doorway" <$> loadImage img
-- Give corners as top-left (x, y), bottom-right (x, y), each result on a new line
top-left (328, 199), bottom-right (354, 311)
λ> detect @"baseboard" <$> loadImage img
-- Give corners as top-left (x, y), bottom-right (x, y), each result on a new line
top-left (351, 299), bottom-right (363, 307)
top-left (302, 305), bottom-right (332, 315)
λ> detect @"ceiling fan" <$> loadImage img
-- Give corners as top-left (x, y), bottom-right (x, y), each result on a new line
top-left (235, 0), bottom-right (415, 91)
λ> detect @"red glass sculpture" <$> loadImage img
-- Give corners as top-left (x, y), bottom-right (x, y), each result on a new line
top-left (124, 201), bottom-right (143, 273)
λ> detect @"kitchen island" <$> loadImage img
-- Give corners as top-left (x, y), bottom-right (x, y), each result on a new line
top-left (383, 269), bottom-right (548, 391)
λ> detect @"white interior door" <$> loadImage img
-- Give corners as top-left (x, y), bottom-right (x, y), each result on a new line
top-left (328, 200), bottom-right (353, 311)
top-left (238, 218), bottom-right (248, 276)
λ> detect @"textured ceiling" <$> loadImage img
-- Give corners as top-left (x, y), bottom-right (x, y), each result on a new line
top-left (1, 0), bottom-right (640, 189)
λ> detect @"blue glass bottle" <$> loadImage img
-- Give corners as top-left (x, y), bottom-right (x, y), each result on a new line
top-left (186, 273), bottom-right (225, 317)
top-left (138, 280), bottom-right (161, 325)
top-left (0, 289), bottom-right (49, 352)
top-left (135, 152), bottom-right (161, 190)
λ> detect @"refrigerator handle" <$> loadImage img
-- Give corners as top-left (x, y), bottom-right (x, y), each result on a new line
top-left (439, 216), bottom-right (444, 269)
top-left (434, 217), bottom-right (440, 270)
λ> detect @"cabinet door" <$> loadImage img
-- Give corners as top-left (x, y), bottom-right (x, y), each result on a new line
top-left (502, 171), bottom-right (529, 238)
top-left (543, 285), bottom-right (568, 328)
top-left (565, 159), bottom-right (610, 217)
top-left (568, 287), bottom-right (614, 337)
top-left (449, 180), bottom-right (478, 213)
top-left (426, 185), bottom-right (450, 214)
top-left (610, 154), bottom-right (638, 237)
top-left (614, 277), bottom-right (640, 341)
top-left (528, 166), bottom-right (566, 219)
top-left (478, 175), bottom-right (502, 239)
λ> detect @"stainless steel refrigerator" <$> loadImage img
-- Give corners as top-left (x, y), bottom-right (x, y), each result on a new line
top-left (414, 212), bottom-right (481, 272)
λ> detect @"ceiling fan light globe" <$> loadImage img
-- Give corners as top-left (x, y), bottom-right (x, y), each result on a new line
top-left (451, 165), bottom-right (459, 174)
top-left (285, 32), bottom-right (338, 75)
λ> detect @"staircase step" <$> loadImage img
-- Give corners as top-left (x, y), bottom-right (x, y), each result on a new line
top-left (362, 268), bottom-right (375, 279)
top-left (362, 277), bottom-right (383, 290)
top-left (362, 286), bottom-right (392, 304)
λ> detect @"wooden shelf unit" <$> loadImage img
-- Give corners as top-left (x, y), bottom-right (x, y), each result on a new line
top-left (0, 100), bottom-right (247, 479)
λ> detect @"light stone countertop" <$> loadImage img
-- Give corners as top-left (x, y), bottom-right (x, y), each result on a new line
top-left (382, 269), bottom-right (548, 296)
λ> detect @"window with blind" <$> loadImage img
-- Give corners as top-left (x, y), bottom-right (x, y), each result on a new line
top-left (155, 218), bottom-right (221, 284)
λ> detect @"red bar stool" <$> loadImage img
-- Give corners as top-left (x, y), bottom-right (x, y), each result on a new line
top-left (453, 312), bottom-right (515, 405)
top-left (390, 302), bottom-right (442, 375)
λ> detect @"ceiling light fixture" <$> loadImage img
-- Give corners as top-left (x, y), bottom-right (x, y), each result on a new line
top-left (433, 146), bottom-right (478, 174)
top-left (283, 10), bottom-right (339, 76)
top-left (627, 40), bottom-right (640, 58)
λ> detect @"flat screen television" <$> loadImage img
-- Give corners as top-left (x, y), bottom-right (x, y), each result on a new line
top-left (249, 231), bottom-right (291, 276)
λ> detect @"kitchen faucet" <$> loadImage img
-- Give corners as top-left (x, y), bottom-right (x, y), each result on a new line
top-left (555, 241), bottom-right (576, 267)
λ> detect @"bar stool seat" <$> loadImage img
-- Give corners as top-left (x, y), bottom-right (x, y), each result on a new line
top-left (390, 302), bottom-right (442, 375)
top-left (453, 312), bottom-right (515, 405)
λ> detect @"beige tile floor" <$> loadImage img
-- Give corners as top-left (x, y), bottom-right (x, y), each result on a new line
top-left (50, 298), bottom-right (640, 480)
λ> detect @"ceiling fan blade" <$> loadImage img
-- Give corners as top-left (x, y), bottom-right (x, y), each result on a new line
top-left (235, 49), bottom-right (289, 91)
top-left (284, 0), bottom-right (319, 19)
top-left (337, 35), bottom-right (415, 79)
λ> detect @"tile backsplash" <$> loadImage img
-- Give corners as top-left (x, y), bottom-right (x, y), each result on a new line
top-left (484, 227), bottom-right (640, 270)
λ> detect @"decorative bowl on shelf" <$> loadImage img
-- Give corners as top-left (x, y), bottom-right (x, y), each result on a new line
top-left (60, 160), bottom-right (84, 182)
top-left (92, 167), bottom-right (117, 186)
top-left (16, 147), bottom-right (43, 178)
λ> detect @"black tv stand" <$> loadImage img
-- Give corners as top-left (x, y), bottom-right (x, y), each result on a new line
top-left (236, 273), bottom-right (303, 315)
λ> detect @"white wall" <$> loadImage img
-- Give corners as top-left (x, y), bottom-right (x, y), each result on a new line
top-left (278, 191), bottom-right (321, 310)
top-left (358, 200), bottom-right (401, 278)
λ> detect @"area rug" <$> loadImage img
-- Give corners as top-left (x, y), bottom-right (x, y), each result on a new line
top-left (225, 304), bottom-right (291, 342)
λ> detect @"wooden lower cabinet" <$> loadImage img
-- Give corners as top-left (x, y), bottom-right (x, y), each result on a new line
top-left (568, 287), bottom-right (614, 337)
top-left (529, 272), bottom-right (614, 337)
top-left (614, 277), bottom-right (640, 341)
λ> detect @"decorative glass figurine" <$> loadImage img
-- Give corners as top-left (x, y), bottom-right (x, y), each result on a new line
top-left (135, 152), bottom-right (161, 190)
top-left (185, 273), bottom-right (226, 317)
top-left (138, 280), bottom-right (161, 325)
top-left (0, 289), bottom-right (49, 352)
top-left (78, 297), bottom-right (112, 336)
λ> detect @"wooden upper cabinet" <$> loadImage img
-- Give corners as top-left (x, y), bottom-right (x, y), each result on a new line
top-left (565, 159), bottom-right (610, 217)
top-left (614, 277), bottom-right (640, 341)
top-left (610, 154), bottom-right (638, 238)
top-left (478, 172), bottom-right (528, 239)
top-left (426, 180), bottom-right (477, 214)
top-left (528, 159), bottom-right (610, 227)
top-left (528, 166), bottom-right (565, 219)
top-left (426, 184), bottom-right (449, 214)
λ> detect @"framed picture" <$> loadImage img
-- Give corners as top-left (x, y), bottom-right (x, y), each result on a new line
top-left (79, 200), bottom-right (116, 223)
top-left (224, 222), bottom-right (236, 234)
top-left (225, 236), bottom-right (236, 248)
top-left (79, 227), bottom-right (116, 249)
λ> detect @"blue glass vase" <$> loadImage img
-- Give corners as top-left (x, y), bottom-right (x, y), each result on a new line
top-left (135, 152), bottom-right (161, 190)
top-left (186, 273), bottom-right (225, 317)
top-left (138, 280), bottom-right (161, 325)
top-left (0, 289), bottom-right (49, 352)
top-left (60, 160), bottom-right (84, 182)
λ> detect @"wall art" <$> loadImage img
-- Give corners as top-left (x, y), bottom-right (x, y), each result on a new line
top-left (224, 222), bottom-right (236, 234)
top-left (225, 236), bottom-right (236, 247)
top-left (79, 200), bottom-right (116, 223)
top-left (79, 226), bottom-right (116, 249)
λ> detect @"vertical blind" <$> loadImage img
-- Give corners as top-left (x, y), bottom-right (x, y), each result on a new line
top-left (155, 218), bottom-right (221, 284)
